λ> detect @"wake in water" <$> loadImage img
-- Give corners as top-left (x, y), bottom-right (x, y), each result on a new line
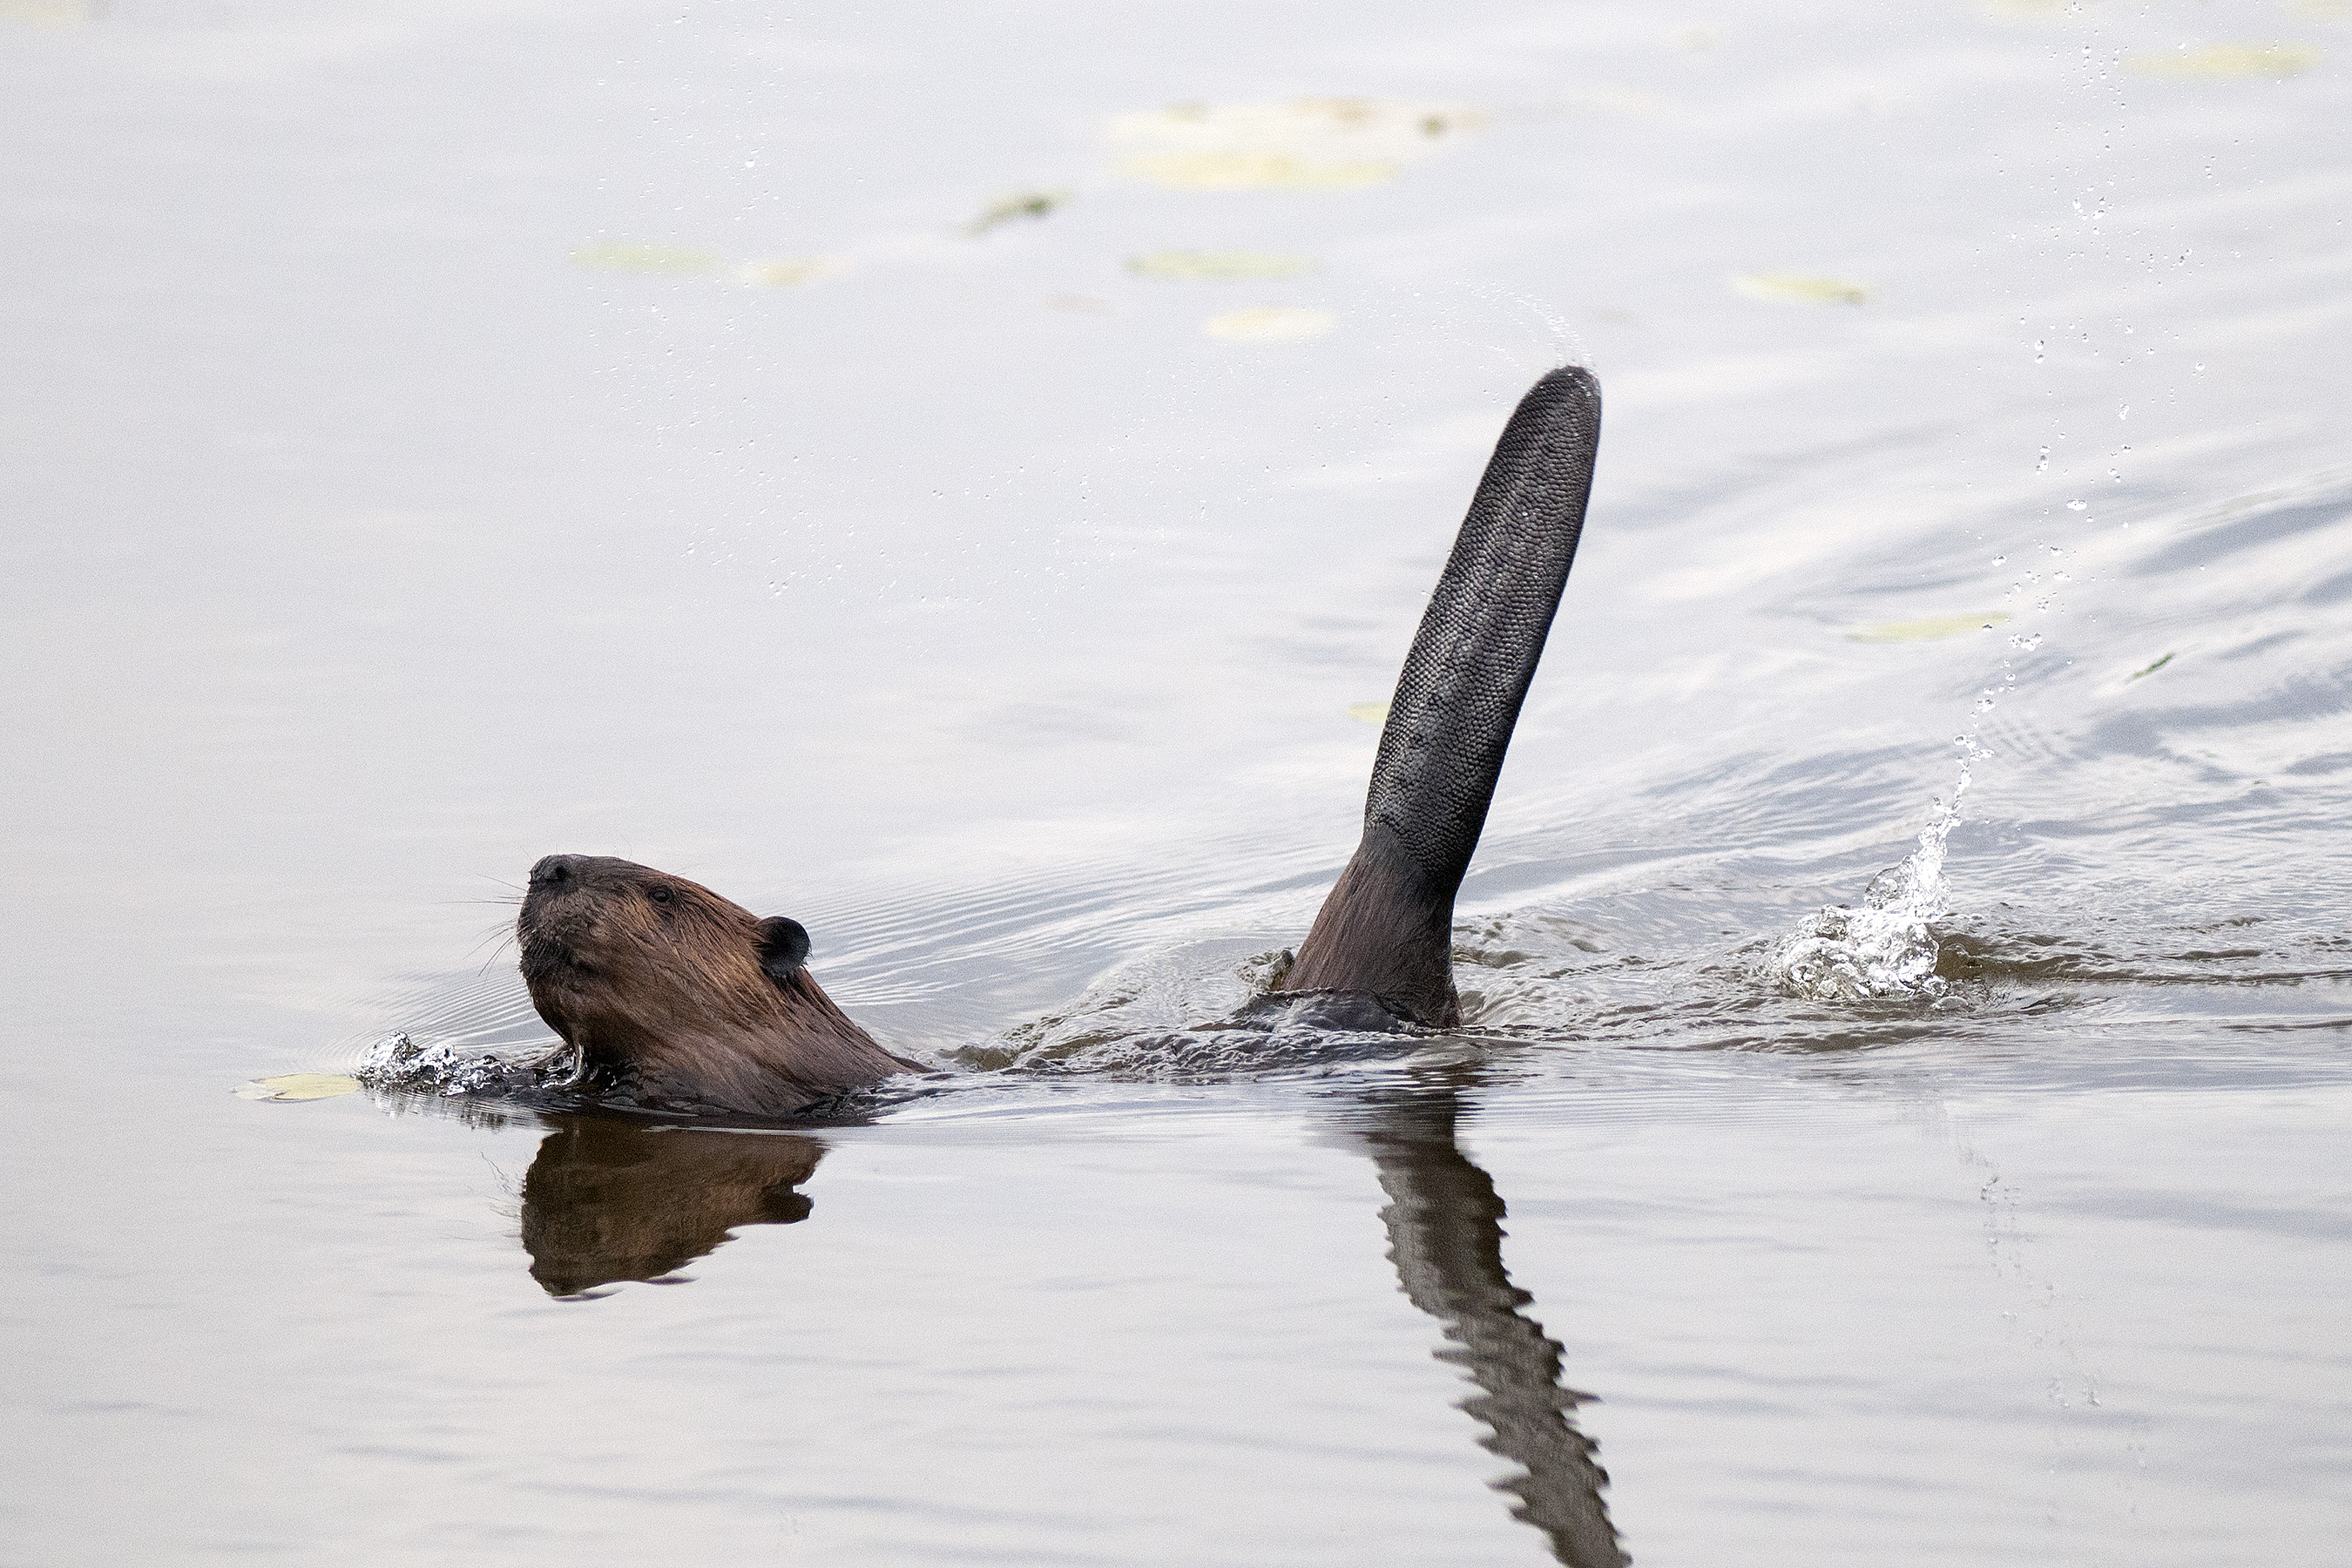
top-left (950, 941), bottom-right (1442, 1080)
top-left (1773, 754), bottom-right (1973, 1004)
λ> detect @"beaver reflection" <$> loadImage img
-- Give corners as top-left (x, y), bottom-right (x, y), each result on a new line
top-left (518, 1117), bottom-right (825, 1297)
top-left (1353, 1088), bottom-right (1628, 1567)
top-left (511, 1093), bottom-right (1623, 1558)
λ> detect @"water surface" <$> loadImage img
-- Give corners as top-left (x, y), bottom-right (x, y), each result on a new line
top-left (4, 0), bottom-right (2349, 1562)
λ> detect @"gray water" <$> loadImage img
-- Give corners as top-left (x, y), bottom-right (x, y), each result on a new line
top-left (5, 0), bottom-right (2351, 1562)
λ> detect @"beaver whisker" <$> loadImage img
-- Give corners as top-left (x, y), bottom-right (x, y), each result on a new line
top-left (464, 919), bottom-right (519, 957)
top-left (475, 931), bottom-right (517, 977)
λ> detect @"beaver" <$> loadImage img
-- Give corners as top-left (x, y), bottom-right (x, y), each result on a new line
top-left (518, 853), bottom-right (919, 1116)
top-left (518, 364), bottom-right (1601, 1113)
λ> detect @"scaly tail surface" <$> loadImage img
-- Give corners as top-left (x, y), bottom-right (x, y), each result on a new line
top-left (1284, 367), bottom-right (1602, 1024)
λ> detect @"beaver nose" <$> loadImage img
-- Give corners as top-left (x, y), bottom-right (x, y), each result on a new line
top-left (531, 854), bottom-right (586, 887)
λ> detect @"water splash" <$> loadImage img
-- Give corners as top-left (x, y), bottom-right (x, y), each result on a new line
top-left (1777, 517), bottom-right (2044, 1010)
top-left (1774, 752), bottom-right (1975, 1002)
top-left (356, 1031), bottom-right (574, 1097)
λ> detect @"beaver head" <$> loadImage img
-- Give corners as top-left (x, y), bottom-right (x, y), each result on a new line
top-left (517, 854), bottom-right (909, 1116)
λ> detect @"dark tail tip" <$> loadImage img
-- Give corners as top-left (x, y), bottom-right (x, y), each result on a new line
top-left (1283, 366), bottom-right (1604, 1024)
top-left (1368, 364), bottom-right (1602, 891)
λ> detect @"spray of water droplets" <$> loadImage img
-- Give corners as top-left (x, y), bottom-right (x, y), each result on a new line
top-left (1774, 747), bottom-right (1978, 1002)
top-left (1771, 476), bottom-right (2070, 1008)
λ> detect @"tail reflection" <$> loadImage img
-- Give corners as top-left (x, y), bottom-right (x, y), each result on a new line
top-left (1355, 1091), bottom-right (1628, 1567)
top-left (518, 1117), bottom-right (826, 1297)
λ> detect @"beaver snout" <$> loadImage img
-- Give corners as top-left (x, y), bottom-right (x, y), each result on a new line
top-left (518, 855), bottom-right (606, 974)
top-left (531, 854), bottom-right (587, 888)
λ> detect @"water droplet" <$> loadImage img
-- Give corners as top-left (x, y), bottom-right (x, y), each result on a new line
top-left (2067, 498), bottom-right (2087, 510)
top-left (2037, 445), bottom-right (2051, 471)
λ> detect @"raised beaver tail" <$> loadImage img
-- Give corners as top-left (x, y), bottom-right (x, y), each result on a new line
top-left (1282, 367), bottom-right (1602, 1025)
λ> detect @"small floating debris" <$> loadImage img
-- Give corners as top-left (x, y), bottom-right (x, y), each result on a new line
top-left (571, 242), bottom-right (724, 274)
top-left (1127, 249), bottom-right (1318, 280)
top-left (1345, 700), bottom-right (1390, 723)
top-left (966, 189), bottom-right (1071, 236)
top-left (234, 1073), bottom-right (362, 1103)
top-left (1109, 98), bottom-right (1483, 191)
top-left (1847, 612), bottom-right (2011, 643)
top-left (735, 256), bottom-right (842, 287)
top-left (1733, 273), bottom-right (1869, 306)
top-left (2127, 651), bottom-right (2176, 681)
top-left (1205, 306), bottom-right (1335, 342)
top-left (2126, 44), bottom-right (2322, 78)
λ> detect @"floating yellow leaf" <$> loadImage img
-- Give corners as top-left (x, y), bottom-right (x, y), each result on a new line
top-left (1346, 700), bottom-right (1391, 723)
top-left (1109, 98), bottom-right (1482, 191)
top-left (1847, 613), bottom-right (2011, 643)
top-left (966, 190), bottom-right (1071, 235)
top-left (0, 0), bottom-right (98, 23)
top-left (1123, 152), bottom-right (1398, 190)
top-left (1734, 273), bottom-right (1869, 306)
top-left (1205, 306), bottom-right (1335, 343)
top-left (571, 242), bottom-right (722, 274)
top-left (735, 256), bottom-right (842, 287)
top-left (2126, 44), bottom-right (2321, 78)
top-left (2289, 0), bottom-right (2349, 20)
top-left (235, 1073), bottom-right (362, 1103)
top-left (1128, 250), bottom-right (1319, 280)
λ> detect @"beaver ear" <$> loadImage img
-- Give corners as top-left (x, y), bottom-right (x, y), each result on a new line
top-left (756, 916), bottom-right (812, 986)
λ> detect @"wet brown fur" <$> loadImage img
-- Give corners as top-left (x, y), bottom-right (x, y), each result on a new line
top-left (518, 855), bottom-right (916, 1117)
top-left (1281, 823), bottom-right (1461, 1027)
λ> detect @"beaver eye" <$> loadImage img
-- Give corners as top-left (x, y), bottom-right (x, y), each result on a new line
top-left (647, 885), bottom-right (672, 905)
